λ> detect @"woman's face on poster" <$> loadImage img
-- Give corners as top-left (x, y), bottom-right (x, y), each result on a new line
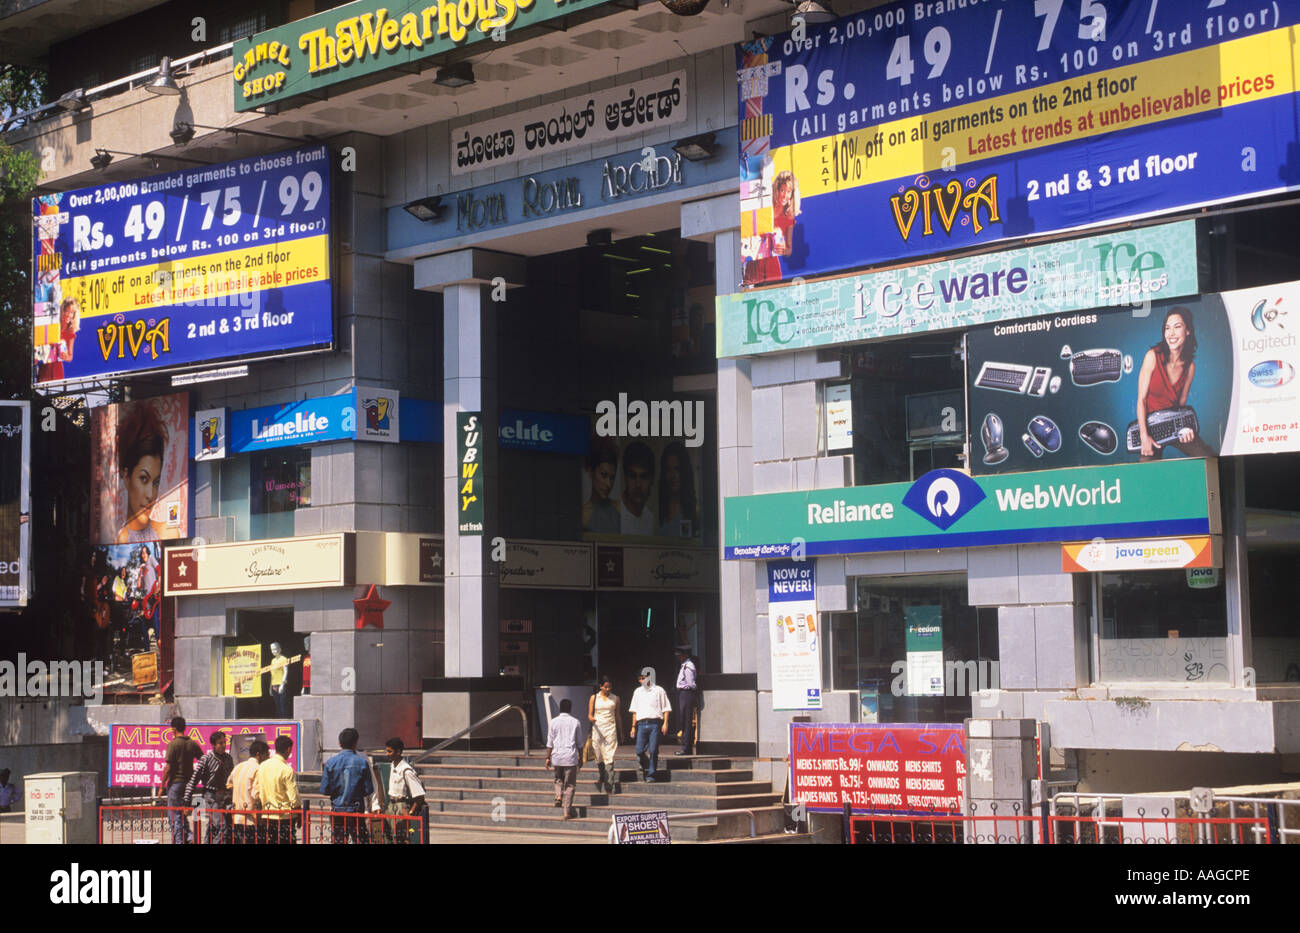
top-left (122, 455), bottom-right (162, 518)
top-left (1164, 313), bottom-right (1189, 355)
top-left (775, 180), bottom-right (793, 214)
top-left (663, 453), bottom-right (683, 494)
top-left (592, 461), bottom-right (616, 501)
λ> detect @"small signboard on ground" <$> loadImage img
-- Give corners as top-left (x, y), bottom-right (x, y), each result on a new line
top-left (613, 810), bottom-right (671, 845)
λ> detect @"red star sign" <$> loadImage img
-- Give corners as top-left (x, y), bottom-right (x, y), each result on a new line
top-left (354, 584), bottom-right (391, 630)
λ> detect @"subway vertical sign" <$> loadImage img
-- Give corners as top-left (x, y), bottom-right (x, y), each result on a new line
top-left (457, 411), bottom-right (484, 535)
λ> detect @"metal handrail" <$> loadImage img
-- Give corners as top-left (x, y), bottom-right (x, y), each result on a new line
top-left (606, 808), bottom-right (758, 844)
top-left (409, 703), bottom-right (531, 767)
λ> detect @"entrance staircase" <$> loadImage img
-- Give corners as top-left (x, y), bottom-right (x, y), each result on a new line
top-left (415, 749), bottom-right (802, 843)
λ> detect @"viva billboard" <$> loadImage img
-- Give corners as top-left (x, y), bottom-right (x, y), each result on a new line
top-left (725, 460), bottom-right (1216, 560)
top-left (33, 145), bottom-right (332, 386)
top-left (968, 282), bottom-right (1300, 474)
top-left (737, 0), bottom-right (1300, 284)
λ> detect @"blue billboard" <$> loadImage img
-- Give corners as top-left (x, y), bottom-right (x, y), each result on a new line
top-left (498, 409), bottom-right (590, 455)
top-left (34, 145), bottom-right (333, 385)
top-left (737, 0), bottom-right (1300, 284)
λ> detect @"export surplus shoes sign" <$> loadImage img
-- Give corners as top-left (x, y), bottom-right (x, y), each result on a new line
top-left (234, 0), bottom-right (617, 111)
top-left (724, 459), bottom-right (1218, 560)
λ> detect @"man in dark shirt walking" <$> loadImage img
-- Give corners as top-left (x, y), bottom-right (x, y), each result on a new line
top-left (185, 731), bottom-right (235, 844)
top-left (158, 716), bottom-right (202, 844)
top-left (320, 728), bottom-right (374, 844)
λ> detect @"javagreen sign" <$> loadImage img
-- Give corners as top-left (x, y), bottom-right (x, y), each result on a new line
top-left (725, 460), bottom-right (1217, 559)
top-left (233, 0), bottom-right (615, 112)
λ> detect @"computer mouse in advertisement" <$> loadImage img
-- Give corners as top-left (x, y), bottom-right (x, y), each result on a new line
top-left (1022, 433), bottom-right (1044, 458)
top-left (1028, 415), bottom-right (1061, 452)
top-left (981, 413), bottom-right (1009, 465)
top-left (1079, 420), bottom-right (1118, 455)
top-left (1049, 375), bottom-right (1062, 394)
top-left (1123, 354), bottom-right (1134, 374)
top-left (1060, 344), bottom-right (1072, 359)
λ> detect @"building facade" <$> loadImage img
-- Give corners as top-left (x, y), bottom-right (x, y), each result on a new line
top-left (6, 0), bottom-right (1300, 802)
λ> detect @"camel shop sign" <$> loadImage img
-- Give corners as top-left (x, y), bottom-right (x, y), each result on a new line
top-left (233, 0), bottom-right (615, 110)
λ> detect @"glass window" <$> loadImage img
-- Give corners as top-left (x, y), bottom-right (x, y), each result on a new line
top-left (1097, 570), bottom-right (1229, 683)
top-left (250, 447), bottom-right (311, 540)
top-left (850, 335), bottom-right (966, 486)
top-left (832, 574), bottom-right (997, 723)
top-left (1245, 452), bottom-right (1300, 683)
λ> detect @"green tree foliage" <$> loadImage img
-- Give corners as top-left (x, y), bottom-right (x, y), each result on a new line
top-left (0, 63), bottom-right (44, 397)
top-left (0, 141), bottom-right (38, 397)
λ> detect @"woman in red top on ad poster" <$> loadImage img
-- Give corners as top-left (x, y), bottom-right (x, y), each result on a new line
top-left (1136, 306), bottom-right (1215, 461)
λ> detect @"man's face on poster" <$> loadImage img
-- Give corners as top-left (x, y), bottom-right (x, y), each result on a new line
top-left (623, 463), bottom-right (652, 515)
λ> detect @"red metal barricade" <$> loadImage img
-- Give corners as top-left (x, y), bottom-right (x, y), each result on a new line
top-left (851, 811), bottom-right (1037, 844)
top-left (98, 805), bottom-right (425, 845)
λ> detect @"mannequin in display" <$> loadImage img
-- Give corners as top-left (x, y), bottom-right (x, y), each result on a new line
top-left (233, 643), bottom-right (302, 713)
top-left (269, 642), bottom-right (291, 718)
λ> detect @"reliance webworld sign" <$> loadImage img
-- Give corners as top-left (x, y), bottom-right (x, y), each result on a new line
top-left (234, 0), bottom-right (615, 112)
top-left (724, 460), bottom-right (1218, 560)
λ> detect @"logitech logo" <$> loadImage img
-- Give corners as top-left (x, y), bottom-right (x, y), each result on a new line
top-left (1250, 297), bottom-right (1288, 332)
top-left (901, 469), bottom-right (985, 531)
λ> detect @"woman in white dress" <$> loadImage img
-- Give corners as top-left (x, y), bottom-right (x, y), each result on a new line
top-left (587, 676), bottom-right (623, 794)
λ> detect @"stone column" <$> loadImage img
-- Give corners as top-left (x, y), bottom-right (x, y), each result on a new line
top-left (414, 249), bottom-right (525, 677)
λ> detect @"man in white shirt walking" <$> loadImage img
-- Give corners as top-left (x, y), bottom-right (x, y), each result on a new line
top-left (628, 668), bottom-right (672, 783)
top-left (545, 699), bottom-right (585, 819)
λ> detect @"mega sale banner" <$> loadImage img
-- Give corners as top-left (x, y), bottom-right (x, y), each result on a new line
top-left (33, 145), bottom-right (332, 386)
top-left (737, 0), bottom-right (1300, 284)
top-left (788, 722), bottom-right (966, 815)
top-left (109, 720), bottom-right (300, 787)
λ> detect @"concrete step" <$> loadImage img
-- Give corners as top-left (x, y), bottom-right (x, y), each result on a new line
top-left (420, 774), bottom-right (773, 796)
top-left (419, 807), bottom-right (785, 840)
top-left (702, 831), bottom-right (816, 845)
top-left (427, 794), bottom-right (782, 819)
top-left (420, 785), bottom-right (782, 810)
top-left (420, 763), bottom-right (754, 783)
top-left (414, 753), bottom-right (742, 771)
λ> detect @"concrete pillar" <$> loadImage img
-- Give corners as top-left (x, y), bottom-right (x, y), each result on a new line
top-left (414, 249), bottom-right (526, 677)
top-left (683, 194), bottom-right (757, 676)
top-left (964, 718), bottom-right (1037, 844)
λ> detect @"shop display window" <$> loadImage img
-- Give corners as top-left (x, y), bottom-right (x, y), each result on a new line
top-left (1245, 452), bottom-right (1300, 684)
top-left (849, 335), bottom-right (966, 486)
top-left (830, 574), bottom-right (997, 724)
top-left (1095, 571), bottom-right (1229, 683)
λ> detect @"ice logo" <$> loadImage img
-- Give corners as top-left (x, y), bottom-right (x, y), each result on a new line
top-left (902, 469), bottom-right (985, 531)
